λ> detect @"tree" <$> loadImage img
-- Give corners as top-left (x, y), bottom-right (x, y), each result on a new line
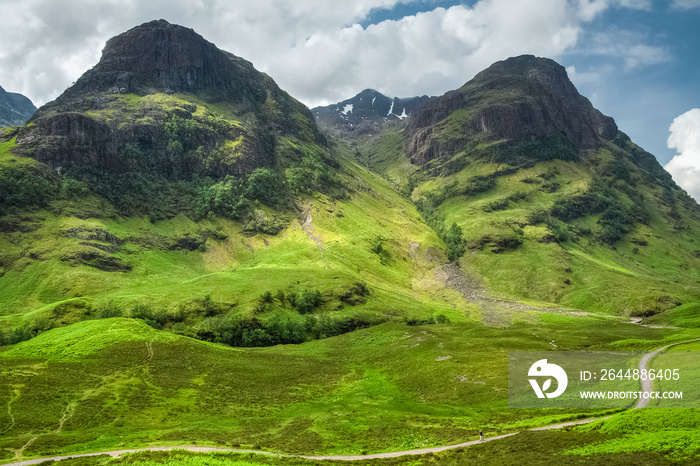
top-left (445, 223), bottom-right (466, 262)
top-left (245, 168), bottom-right (281, 205)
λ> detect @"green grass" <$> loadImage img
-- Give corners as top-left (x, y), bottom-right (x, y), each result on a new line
top-left (569, 410), bottom-right (700, 462)
top-left (0, 318), bottom-right (179, 361)
top-left (0, 315), bottom-right (684, 463)
top-left (647, 303), bottom-right (700, 328)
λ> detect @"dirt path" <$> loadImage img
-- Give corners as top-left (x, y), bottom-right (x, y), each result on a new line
top-left (145, 339), bottom-right (154, 363)
top-left (55, 403), bottom-right (76, 434)
top-left (3, 388), bottom-right (19, 434)
top-left (299, 433), bottom-right (520, 461)
top-left (634, 338), bottom-right (700, 409)
top-left (5, 339), bottom-right (697, 466)
top-left (0, 447), bottom-right (279, 466)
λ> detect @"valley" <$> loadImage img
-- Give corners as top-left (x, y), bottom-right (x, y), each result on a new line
top-left (1, 20), bottom-right (699, 465)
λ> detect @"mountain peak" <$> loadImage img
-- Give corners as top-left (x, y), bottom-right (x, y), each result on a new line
top-left (407, 55), bottom-right (618, 169)
top-left (312, 89), bottom-right (431, 134)
top-left (15, 20), bottom-right (326, 195)
top-left (47, 19), bottom-right (266, 107)
top-left (469, 55), bottom-right (580, 99)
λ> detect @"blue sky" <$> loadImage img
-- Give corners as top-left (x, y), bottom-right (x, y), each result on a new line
top-left (1, 0), bottom-right (699, 197)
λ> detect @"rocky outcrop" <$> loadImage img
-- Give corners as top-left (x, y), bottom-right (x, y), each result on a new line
top-left (19, 112), bottom-right (120, 171)
top-left (42, 20), bottom-right (266, 107)
top-left (406, 55), bottom-right (618, 168)
top-left (0, 85), bottom-right (36, 127)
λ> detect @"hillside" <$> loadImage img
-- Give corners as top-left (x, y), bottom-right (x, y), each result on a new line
top-left (0, 85), bottom-right (36, 127)
top-left (0, 20), bottom-right (461, 348)
top-left (344, 55), bottom-right (700, 315)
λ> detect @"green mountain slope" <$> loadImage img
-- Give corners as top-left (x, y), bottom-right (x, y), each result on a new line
top-left (350, 56), bottom-right (700, 316)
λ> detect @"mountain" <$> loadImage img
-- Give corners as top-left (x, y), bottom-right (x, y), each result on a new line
top-left (352, 55), bottom-right (700, 314)
top-left (0, 20), bottom-right (449, 340)
top-left (312, 89), bottom-right (431, 134)
top-left (9, 19), bottom-right (327, 216)
top-left (406, 55), bottom-right (618, 170)
top-left (0, 85), bottom-right (36, 127)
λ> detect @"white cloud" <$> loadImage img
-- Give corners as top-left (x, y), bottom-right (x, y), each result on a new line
top-left (0, 0), bottom-right (671, 109)
top-left (671, 0), bottom-right (700, 10)
top-left (576, 0), bottom-right (651, 21)
top-left (566, 65), bottom-right (601, 86)
top-left (270, 0), bottom-right (585, 105)
top-left (665, 109), bottom-right (700, 201)
top-left (585, 29), bottom-right (670, 69)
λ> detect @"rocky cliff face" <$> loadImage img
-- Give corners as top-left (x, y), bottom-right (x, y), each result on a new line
top-left (406, 55), bottom-right (618, 169)
top-left (16, 20), bottom-right (324, 178)
top-left (0, 85), bottom-right (36, 127)
top-left (312, 89), bottom-right (431, 134)
top-left (39, 20), bottom-right (268, 109)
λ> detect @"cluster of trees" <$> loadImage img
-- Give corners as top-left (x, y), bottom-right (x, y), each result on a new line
top-left (550, 177), bottom-right (649, 245)
top-left (414, 183), bottom-right (471, 263)
top-left (191, 313), bottom-right (374, 347)
top-left (192, 168), bottom-right (282, 221)
top-left (256, 288), bottom-right (323, 314)
top-left (0, 164), bottom-right (59, 215)
top-left (482, 192), bottom-right (527, 213)
top-left (0, 317), bottom-right (55, 346)
top-left (405, 314), bottom-right (450, 326)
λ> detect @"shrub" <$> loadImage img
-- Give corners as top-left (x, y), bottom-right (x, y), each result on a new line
top-left (284, 148), bottom-right (341, 196)
top-left (290, 289), bottom-right (322, 314)
top-left (98, 305), bottom-right (122, 319)
top-left (370, 237), bottom-right (393, 265)
top-left (483, 199), bottom-right (510, 212)
top-left (0, 164), bottom-right (59, 214)
top-left (527, 210), bottom-right (549, 225)
top-left (193, 313), bottom-right (376, 347)
top-left (61, 177), bottom-right (90, 198)
top-left (339, 282), bottom-right (370, 305)
top-left (131, 304), bottom-right (167, 329)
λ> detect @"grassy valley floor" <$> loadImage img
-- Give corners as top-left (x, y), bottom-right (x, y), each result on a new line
top-left (1, 315), bottom-right (699, 464)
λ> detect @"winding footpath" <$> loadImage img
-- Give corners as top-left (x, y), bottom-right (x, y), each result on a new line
top-left (634, 338), bottom-right (700, 409)
top-left (3, 338), bottom-right (698, 466)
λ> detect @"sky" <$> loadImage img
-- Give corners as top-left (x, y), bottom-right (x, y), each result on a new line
top-left (1, 0), bottom-right (699, 199)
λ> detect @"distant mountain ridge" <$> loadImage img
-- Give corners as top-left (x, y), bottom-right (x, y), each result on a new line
top-left (312, 89), bottom-right (431, 133)
top-left (0, 85), bottom-right (36, 127)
